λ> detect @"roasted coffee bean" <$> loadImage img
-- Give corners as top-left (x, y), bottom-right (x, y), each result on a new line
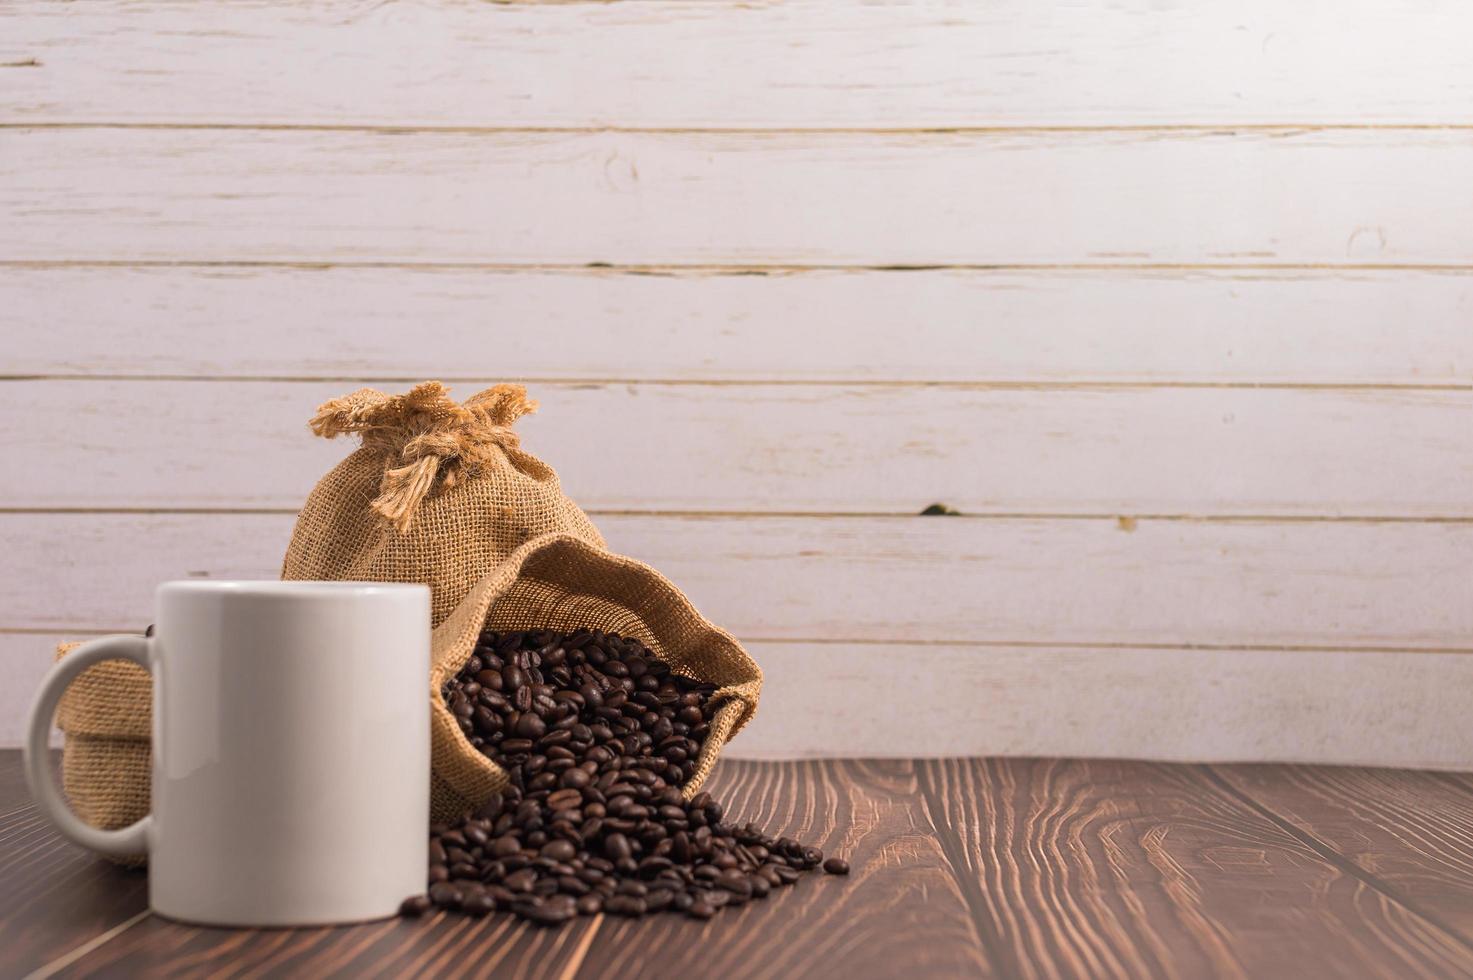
top-left (399, 894), bottom-right (432, 917)
top-left (824, 858), bottom-right (850, 875)
top-left (514, 709), bottom-right (545, 738)
top-left (426, 628), bottom-right (844, 924)
top-left (604, 894), bottom-right (647, 916)
top-left (504, 868), bottom-right (538, 893)
top-left (513, 894), bottom-right (577, 926)
top-left (717, 871), bottom-right (752, 897)
top-left (541, 839), bottom-right (577, 862)
top-left (461, 893), bottom-right (496, 916)
top-left (603, 832), bottom-right (633, 862)
top-left (559, 768), bottom-right (592, 789)
top-left (428, 882), bottom-right (463, 909)
top-left (557, 874), bottom-right (590, 896)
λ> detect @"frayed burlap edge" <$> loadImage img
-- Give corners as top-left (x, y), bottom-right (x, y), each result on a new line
top-left (428, 533), bottom-right (762, 823)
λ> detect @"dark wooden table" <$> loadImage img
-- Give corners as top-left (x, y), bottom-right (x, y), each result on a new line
top-left (5, 751), bottom-right (1473, 979)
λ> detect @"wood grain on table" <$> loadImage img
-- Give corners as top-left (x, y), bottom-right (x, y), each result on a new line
top-left (5, 752), bottom-right (1473, 979)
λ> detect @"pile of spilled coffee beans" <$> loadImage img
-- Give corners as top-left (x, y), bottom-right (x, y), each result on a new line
top-left (400, 628), bottom-right (848, 925)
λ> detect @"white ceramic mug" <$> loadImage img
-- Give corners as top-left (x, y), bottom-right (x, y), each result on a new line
top-left (24, 581), bottom-right (431, 927)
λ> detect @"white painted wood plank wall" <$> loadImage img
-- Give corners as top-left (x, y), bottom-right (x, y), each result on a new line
top-left (5, 1), bottom-right (1472, 127)
top-left (9, 380), bottom-right (1473, 516)
top-left (2, 0), bottom-right (1470, 766)
top-left (8, 513), bottom-right (1473, 649)
top-left (6, 267), bottom-right (1472, 385)
top-left (7, 129), bottom-right (1473, 265)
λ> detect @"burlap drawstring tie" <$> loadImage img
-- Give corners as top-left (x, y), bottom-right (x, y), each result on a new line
top-left (310, 382), bottom-right (538, 533)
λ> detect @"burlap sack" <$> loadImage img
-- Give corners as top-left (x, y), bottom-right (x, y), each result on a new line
top-left (282, 381), bottom-right (761, 822)
top-left (52, 640), bottom-right (151, 867)
top-left (426, 532), bottom-right (761, 822)
top-left (282, 381), bottom-right (606, 626)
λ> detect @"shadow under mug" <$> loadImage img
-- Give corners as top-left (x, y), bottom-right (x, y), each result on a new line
top-left (24, 580), bottom-right (431, 927)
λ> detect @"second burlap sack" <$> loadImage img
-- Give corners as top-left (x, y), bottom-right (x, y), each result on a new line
top-left (283, 382), bottom-right (761, 822)
top-left (51, 640), bottom-right (151, 867)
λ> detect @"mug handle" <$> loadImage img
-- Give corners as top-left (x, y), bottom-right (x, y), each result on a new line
top-left (24, 634), bottom-right (153, 858)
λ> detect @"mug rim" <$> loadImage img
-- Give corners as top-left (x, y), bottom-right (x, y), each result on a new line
top-left (157, 580), bottom-right (429, 598)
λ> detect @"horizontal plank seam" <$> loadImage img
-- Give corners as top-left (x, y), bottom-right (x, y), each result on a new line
top-left (3, 376), bottom-right (1470, 392)
top-left (5, 628), bottom-right (1472, 655)
top-left (6, 122), bottom-right (1473, 135)
top-left (6, 260), bottom-right (1473, 274)
top-left (1200, 764), bottom-right (1473, 954)
top-left (4, 508), bottom-right (1473, 525)
top-left (913, 761), bottom-right (1021, 976)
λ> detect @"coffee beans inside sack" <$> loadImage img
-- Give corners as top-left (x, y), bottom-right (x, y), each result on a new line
top-left (401, 629), bottom-right (848, 923)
